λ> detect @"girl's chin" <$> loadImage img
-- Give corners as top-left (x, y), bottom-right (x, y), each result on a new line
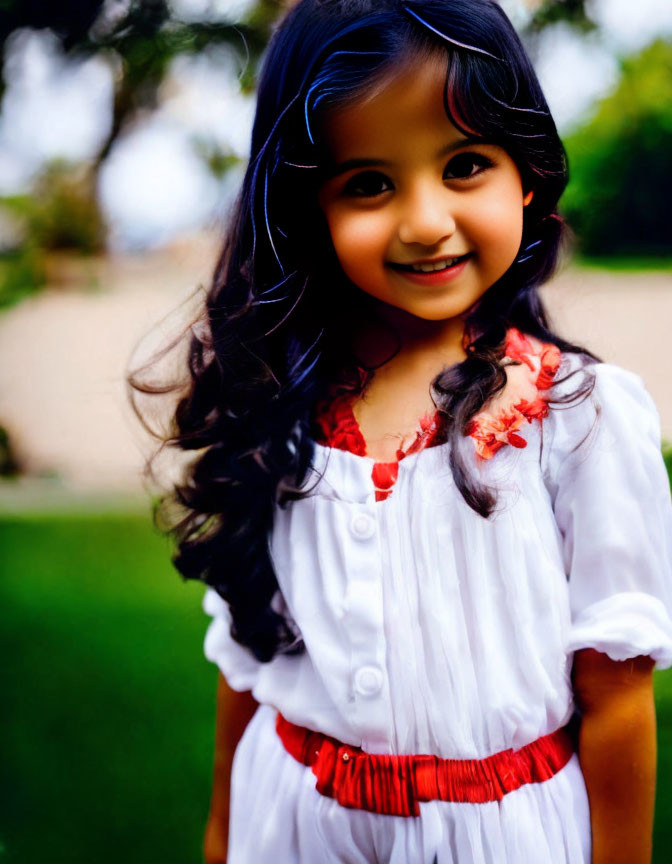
top-left (368, 296), bottom-right (482, 328)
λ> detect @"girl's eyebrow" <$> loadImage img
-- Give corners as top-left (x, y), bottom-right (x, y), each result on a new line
top-left (326, 137), bottom-right (492, 179)
top-left (326, 157), bottom-right (388, 179)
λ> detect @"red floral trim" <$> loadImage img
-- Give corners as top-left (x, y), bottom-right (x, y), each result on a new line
top-left (466, 328), bottom-right (562, 460)
top-left (313, 328), bottom-right (562, 492)
top-left (371, 462), bottom-right (399, 499)
top-left (314, 389), bottom-right (443, 501)
top-left (314, 392), bottom-right (368, 458)
top-left (505, 327), bottom-right (563, 391)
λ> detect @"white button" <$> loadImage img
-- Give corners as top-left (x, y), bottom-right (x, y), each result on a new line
top-left (354, 665), bottom-right (383, 697)
top-left (350, 513), bottom-right (375, 540)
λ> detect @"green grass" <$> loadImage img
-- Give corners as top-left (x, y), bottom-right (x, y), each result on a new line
top-left (655, 675), bottom-right (672, 858)
top-left (0, 515), bottom-right (216, 864)
top-left (573, 254), bottom-right (672, 273)
top-left (663, 442), bottom-right (672, 489)
top-left (2, 513), bottom-right (672, 862)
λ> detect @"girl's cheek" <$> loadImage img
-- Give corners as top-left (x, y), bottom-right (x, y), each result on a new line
top-left (478, 206), bottom-right (523, 239)
top-left (475, 191), bottom-right (524, 242)
top-left (330, 216), bottom-right (386, 254)
top-left (490, 178), bottom-right (526, 221)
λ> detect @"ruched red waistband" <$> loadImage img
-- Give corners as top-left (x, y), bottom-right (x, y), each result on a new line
top-left (276, 713), bottom-right (574, 817)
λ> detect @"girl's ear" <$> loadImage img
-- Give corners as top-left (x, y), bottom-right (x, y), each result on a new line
top-left (523, 190), bottom-right (534, 207)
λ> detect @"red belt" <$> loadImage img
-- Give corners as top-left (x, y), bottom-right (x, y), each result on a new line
top-left (276, 713), bottom-right (574, 817)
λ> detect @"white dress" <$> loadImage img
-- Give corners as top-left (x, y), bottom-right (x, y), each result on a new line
top-left (203, 348), bottom-right (672, 864)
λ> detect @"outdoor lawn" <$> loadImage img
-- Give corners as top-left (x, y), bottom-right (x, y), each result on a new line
top-left (2, 510), bottom-right (672, 863)
top-left (0, 513), bottom-right (215, 864)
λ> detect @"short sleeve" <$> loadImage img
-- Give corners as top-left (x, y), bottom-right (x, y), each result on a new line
top-left (546, 362), bottom-right (672, 668)
top-left (203, 588), bottom-right (263, 692)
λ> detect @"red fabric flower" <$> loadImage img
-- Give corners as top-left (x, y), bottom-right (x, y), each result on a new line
top-left (514, 397), bottom-right (549, 423)
top-left (466, 327), bottom-right (562, 460)
top-left (466, 407), bottom-right (527, 460)
top-left (537, 344), bottom-right (563, 390)
top-left (504, 328), bottom-right (537, 369)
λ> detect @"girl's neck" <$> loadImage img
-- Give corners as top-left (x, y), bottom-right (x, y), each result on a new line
top-left (352, 300), bottom-right (468, 374)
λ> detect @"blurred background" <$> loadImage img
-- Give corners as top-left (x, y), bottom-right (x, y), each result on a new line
top-left (0, 1), bottom-right (671, 862)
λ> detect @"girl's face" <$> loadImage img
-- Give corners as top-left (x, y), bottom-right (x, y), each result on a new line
top-left (318, 55), bottom-right (532, 326)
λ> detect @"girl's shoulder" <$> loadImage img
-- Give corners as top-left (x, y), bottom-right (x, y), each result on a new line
top-left (469, 327), bottom-right (661, 471)
top-left (542, 348), bottom-right (662, 482)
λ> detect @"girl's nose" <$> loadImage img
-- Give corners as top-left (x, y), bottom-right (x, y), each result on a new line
top-left (397, 186), bottom-right (457, 247)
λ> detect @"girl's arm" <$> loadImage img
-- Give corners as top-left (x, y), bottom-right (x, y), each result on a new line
top-left (203, 673), bottom-right (258, 864)
top-left (572, 648), bottom-right (656, 864)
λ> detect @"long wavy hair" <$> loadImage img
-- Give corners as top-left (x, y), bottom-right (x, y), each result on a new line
top-left (130, 0), bottom-right (599, 663)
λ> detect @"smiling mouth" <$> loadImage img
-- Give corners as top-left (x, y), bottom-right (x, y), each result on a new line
top-left (390, 253), bottom-right (472, 274)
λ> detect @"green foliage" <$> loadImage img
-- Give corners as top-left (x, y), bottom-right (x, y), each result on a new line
top-left (193, 139), bottom-right (242, 180)
top-left (1, 1), bottom-right (282, 172)
top-left (561, 39), bottom-right (672, 257)
top-left (526, 0), bottom-right (595, 35)
top-left (0, 244), bottom-right (46, 309)
top-left (576, 255), bottom-right (672, 273)
top-left (0, 514), bottom-right (215, 864)
top-left (0, 162), bottom-right (105, 306)
top-left (1, 161), bottom-right (106, 254)
top-left (663, 441), bottom-right (672, 489)
top-left (84, 0), bottom-right (281, 162)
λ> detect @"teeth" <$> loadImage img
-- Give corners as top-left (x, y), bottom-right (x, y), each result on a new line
top-left (409, 257), bottom-right (462, 273)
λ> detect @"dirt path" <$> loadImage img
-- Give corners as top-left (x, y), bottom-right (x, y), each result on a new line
top-left (0, 240), bottom-right (669, 495)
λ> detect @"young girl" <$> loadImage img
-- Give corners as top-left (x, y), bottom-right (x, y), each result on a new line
top-left (148, 1), bottom-right (672, 861)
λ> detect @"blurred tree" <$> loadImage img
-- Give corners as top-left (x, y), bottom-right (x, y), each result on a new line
top-left (0, 0), bottom-right (103, 74)
top-left (525, 0), bottom-right (594, 34)
top-left (0, 160), bottom-right (106, 307)
top-left (0, 423), bottom-right (21, 475)
top-left (561, 39), bottom-right (672, 257)
top-left (2, 161), bottom-right (105, 253)
top-left (0, 0), bottom-right (595, 172)
top-left (0, 0), bottom-right (282, 167)
top-left (0, 0), bottom-right (663, 265)
top-left (0, 244), bottom-right (44, 308)
top-left (519, 0), bottom-right (596, 62)
top-left (0, 0), bottom-right (284, 301)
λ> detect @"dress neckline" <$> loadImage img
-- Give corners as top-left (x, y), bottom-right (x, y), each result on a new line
top-left (312, 327), bottom-right (562, 501)
top-left (312, 370), bottom-right (446, 501)
top-left (347, 399), bottom-right (445, 462)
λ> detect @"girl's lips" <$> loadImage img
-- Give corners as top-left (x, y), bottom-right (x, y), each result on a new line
top-left (389, 254), bottom-right (472, 286)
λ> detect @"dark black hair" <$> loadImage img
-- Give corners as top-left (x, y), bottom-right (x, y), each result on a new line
top-left (130, 0), bottom-right (598, 662)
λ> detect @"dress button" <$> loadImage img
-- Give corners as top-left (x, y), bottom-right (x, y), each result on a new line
top-left (350, 513), bottom-right (375, 540)
top-left (354, 665), bottom-right (384, 697)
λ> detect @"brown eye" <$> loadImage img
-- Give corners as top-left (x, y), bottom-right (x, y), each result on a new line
top-left (444, 153), bottom-right (494, 180)
top-left (343, 171), bottom-right (392, 197)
